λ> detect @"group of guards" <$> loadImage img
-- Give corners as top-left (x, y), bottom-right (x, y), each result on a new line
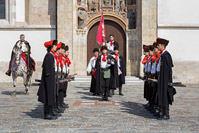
top-left (87, 35), bottom-right (126, 101)
top-left (6, 34), bottom-right (176, 120)
top-left (142, 37), bottom-right (176, 120)
top-left (37, 40), bottom-right (71, 120)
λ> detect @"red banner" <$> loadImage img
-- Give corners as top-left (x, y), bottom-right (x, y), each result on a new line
top-left (96, 12), bottom-right (106, 46)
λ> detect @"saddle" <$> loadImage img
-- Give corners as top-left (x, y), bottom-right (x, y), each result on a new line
top-left (11, 53), bottom-right (36, 71)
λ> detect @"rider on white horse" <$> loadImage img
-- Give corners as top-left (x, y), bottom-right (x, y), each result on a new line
top-left (6, 34), bottom-right (33, 76)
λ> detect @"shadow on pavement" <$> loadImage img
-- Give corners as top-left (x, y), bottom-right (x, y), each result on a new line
top-left (75, 86), bottom-right (90, 90)
top-left (24, 104), bottom-right (44, 119)
top-left (1, 91), bottom-right (27, 95)
top-left (120, 102), bottom-right (157, 119)
top-left (80, 96), bottom-right (100, 101)
top-left (77, 91), bottom-right (93, 96)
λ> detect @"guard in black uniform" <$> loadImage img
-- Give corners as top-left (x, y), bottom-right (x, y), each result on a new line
top-left (156, 37), bottom-right (175, 120)
top-left (87, 48), bottom-right (99, 95)
top-left (95, 46), bottom-right (117, 101)
top-left (112, 46), bottom-right (126, 96)
top-left (37, 40), bottom-right (58, 120)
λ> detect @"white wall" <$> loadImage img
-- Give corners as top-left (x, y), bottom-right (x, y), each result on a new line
top-left (158, 29), bottom-right (199, 61)
top-left (158, 0), bottom-right (199, 84)
top-left (0, 30), bottom-right (56, 62)
top-left (16, 0), bottom-right (25, 22)
top-left (158, 0), bottom-right (199, 26)
top-left (158, 0), bottom-right (199, 62)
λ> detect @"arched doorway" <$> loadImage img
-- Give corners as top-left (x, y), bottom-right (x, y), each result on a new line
top-left (87, 20), bottom-right (126, 69)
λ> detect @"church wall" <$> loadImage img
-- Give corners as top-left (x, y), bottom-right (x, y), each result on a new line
top-left (157, 0), bottom-right (199, 84)
top-left (0, 0), bottom-right (56, 82)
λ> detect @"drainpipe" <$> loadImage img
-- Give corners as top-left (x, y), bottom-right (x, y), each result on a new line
top-left (56, 0), bottom-right (58, 39)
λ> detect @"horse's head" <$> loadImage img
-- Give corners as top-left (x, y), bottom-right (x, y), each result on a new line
top-left (13, 48), bottom-right (22, 66)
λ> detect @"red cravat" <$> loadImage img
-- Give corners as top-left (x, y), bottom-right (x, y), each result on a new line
top-left (62, 56), bottom-right (66, 65)
top-left (147, 56), bottom-right (152, 63)
top-left (95, 56), bottom-right (98, 61)
top-left (156, 51), bottom-right (161, 64)
top-left (65, 57), bottom-right (71, 67)
top-left (59, 54), bottom-right (63, 68)
top-left (142, 56), bottom-right (147, 64)
top-left (111, 40), bottom-right (114, 46)
top-left (51, 51), bottom-right (59, 66)
top-left (151, 55), bottom-right (156, 63)
top-left (102, 54), bottom-right (107, 62)
top-left (115, 54), bottom-right (118, 61)
top-left (160, 48), bottom-right (166, 54)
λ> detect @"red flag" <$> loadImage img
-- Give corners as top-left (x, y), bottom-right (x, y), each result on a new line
top-left (96, 12), bottom-right (106, 46)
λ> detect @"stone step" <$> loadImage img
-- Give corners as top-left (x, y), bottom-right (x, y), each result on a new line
top-left (70, 76), bottom-right (144, 85)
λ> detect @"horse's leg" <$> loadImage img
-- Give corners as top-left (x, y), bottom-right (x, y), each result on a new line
top-left (12, 74), bottom-right (16, 96)
top-left (23, 73), bottom-right (29, 95)
top-left (26, 73), bottom-right (32, 94)
top-left (27, 72), bottom-right (32, 88)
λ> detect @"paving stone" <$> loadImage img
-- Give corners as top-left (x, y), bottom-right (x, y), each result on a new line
top-left (0, 82), bottom-right (198, 132)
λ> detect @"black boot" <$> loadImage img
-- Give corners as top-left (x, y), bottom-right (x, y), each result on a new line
top-left (119, 88), bottom-right (124, 96)
top-left (5, 70), bottom-right (11, 76)
top-left (144, 102), bottom-right (150, 107)
top-left (62, 102), bottom-right (69, 109)
top-left (52, 104), bottom-right (62, 117)
top-left (148, 104), bottom-right (155, 113)
top-left (162, 106), bottom-right (170, 120)
top-left (93, 93), bottom-right (97, 96)
top-left (101, 97), bottom-right (109, 101)
top-left (44, 105), bottom-right (57, 120)
top-left (108, 90), bottom-right (112, 97)
top-left (144, 102), bottom-right (152, 110)
top-left (157, 107), bottom-right (164, 120)
top-left (57, 92), bottom-right (65, 113)
top-left (153, 105), bottom-right (160, 116)
top-left (55, 98), bottom-right (63, 114)
top-left (101, 91), bottom-right (109, 101)
top-left (112, 89), bottom-right (115, 95)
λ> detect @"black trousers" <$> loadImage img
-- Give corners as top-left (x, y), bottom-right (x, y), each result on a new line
top-left (90, 74), bottom-right (97, 94)
top-left (100, 71), bottom-right (110, 99)
top-left (62, 74), bottom-right (68, 98)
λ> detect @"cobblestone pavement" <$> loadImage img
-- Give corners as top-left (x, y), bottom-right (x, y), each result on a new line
top-left (0, 81), bottom-right (199, 133)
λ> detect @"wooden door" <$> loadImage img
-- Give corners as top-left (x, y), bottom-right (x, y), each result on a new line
top-left (87, 20), bottom-right (126, 66)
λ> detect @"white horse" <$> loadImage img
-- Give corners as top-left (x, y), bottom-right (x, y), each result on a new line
top-left (11, 48), bottom-right (33, 95)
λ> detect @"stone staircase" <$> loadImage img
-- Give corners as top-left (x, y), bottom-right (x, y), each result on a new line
top-left (70, 76), bottom-right (144, 85)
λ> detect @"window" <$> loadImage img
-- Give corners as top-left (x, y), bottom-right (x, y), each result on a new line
top-left (0, 0), bottom-right (5, 19)
top-left (128, 9), bottom-right (136, 29)
top-left (127, 0), bottom-right (136, 5)
top-left (127, 0), bottom-right (137, 29)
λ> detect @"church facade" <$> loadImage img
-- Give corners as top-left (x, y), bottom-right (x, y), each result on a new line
top-left (0, 0), bottom-right (199, 84)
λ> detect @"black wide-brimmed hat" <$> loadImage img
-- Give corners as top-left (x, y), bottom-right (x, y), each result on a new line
top-left (148, 45), bottom-right (153, 51)
top-left (157, 37), bottom-right (169, 46)
top-left (114, 46), bottom-right (119, 50)
top-left (101, 46), bottom-right (108, 51)
top-left (93, 48), bottom-right (99, 53)
top-left (153, 42), bottom-right (158, 48)
top-left (143, 45), bottom-right (149, 52)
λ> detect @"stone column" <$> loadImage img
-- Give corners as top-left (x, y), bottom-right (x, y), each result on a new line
top-left (57, 0), bottom-right (74, 72)
top-left (140, 0), bottom-right (157, 76)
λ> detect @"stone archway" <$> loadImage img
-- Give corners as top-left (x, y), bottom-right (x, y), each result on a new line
top-left (87, 19), bottom-right (126, 73)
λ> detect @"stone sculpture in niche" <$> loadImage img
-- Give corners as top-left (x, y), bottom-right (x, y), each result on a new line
top-left (78, 12), bottom-right (85, 29)
top-left (87, 0), bottom-right (99, 12)
top-left (120, 0), bottom-right (126, 12)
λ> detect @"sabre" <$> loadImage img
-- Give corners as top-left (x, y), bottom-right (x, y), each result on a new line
top-left (35, 73), bottom-right (78, 83)
top-left (148, 78), bottom-right (186, 87)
